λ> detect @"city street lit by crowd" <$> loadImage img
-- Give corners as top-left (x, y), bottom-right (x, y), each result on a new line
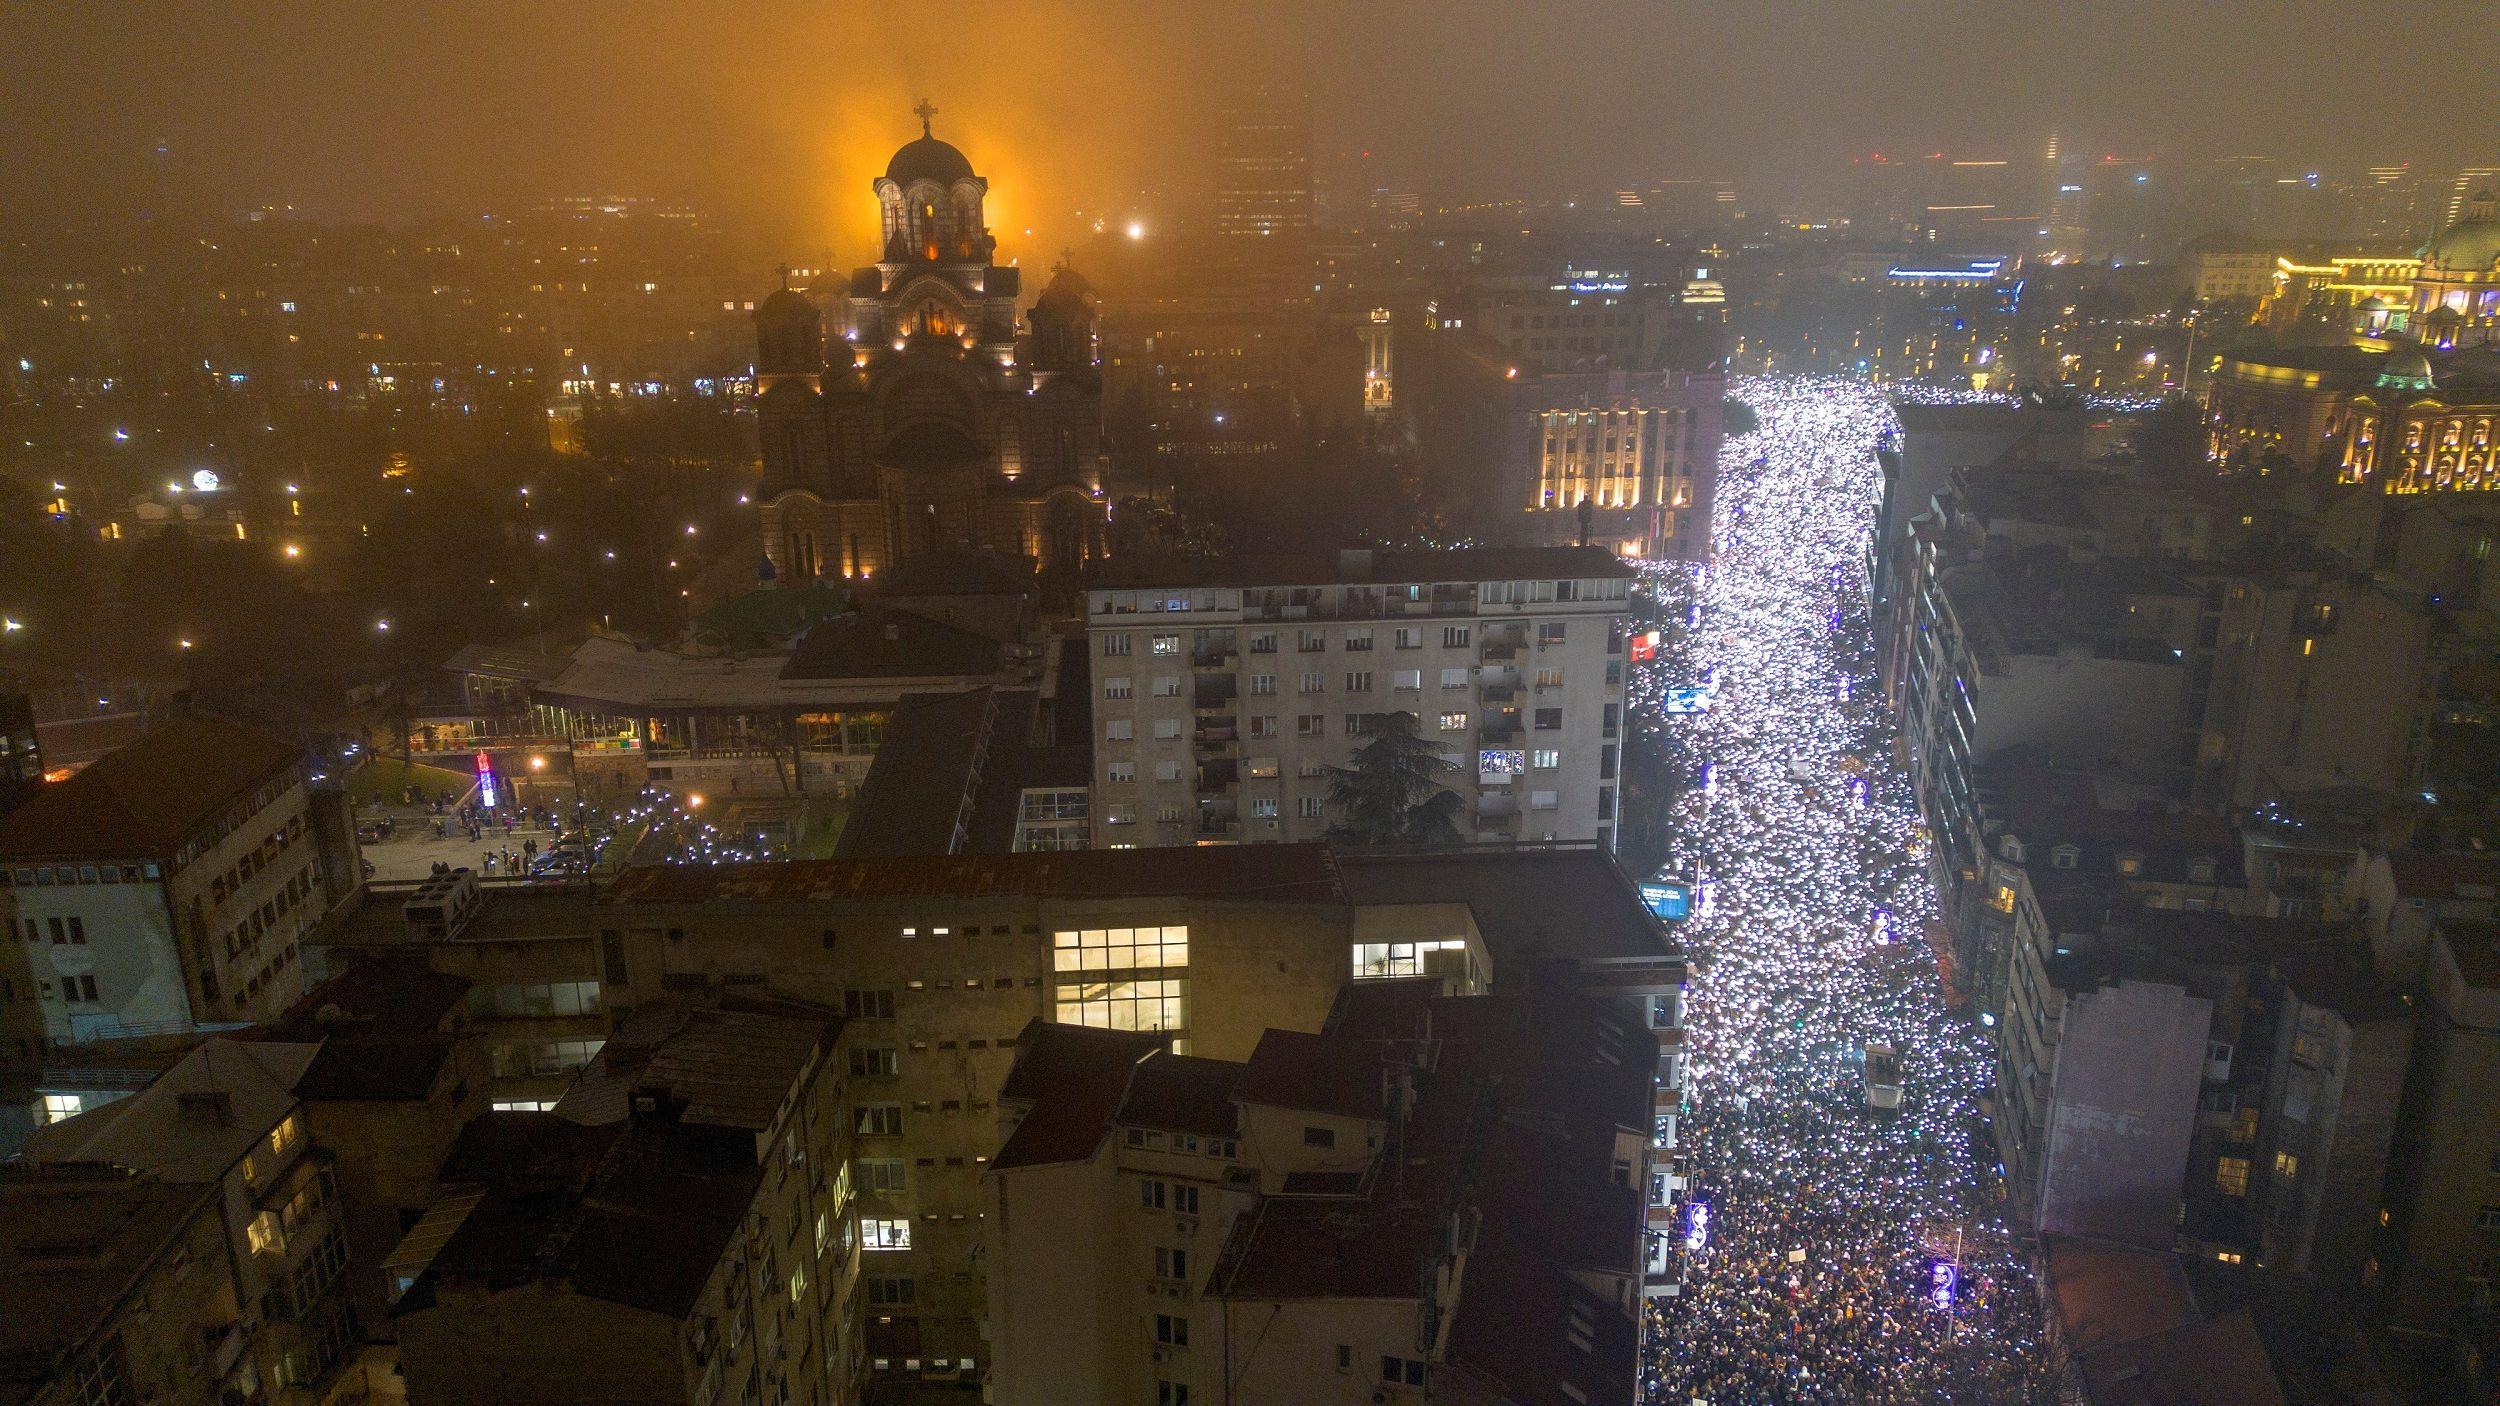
top-left (1634, 378), bottom-right (2052, 1403)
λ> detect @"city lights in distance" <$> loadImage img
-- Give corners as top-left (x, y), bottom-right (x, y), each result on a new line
top-left (1125, 220), bottom-right (1146, 241)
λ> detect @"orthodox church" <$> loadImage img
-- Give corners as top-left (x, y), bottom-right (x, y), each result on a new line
top-left (754, 105), bottom-right (1108, 586)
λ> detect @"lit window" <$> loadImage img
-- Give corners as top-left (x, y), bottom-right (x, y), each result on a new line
top-left (864, 1218), bottom-right (912, 1250)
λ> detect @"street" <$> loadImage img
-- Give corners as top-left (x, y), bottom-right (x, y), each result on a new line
top-left (1636, 378), bottom-right (2051, 1403)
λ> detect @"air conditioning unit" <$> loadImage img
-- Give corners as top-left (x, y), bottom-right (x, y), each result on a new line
top-left (1151, 1347), bottom-right (1171, 1365)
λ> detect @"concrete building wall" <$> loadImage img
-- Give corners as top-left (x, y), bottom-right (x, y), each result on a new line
top-left (985, 1157), bottom-right (1121, 1406)
top-left (1087, 575), bottom-right (1630, 849)
top-left (398, 1287), bottom-right (686, 1406)
top-left (2385, 932), bottom-right (2500, 1330)
top-left (2037, 977), bottom-right (2213, 1247)
top-left (1217, 1297), bottom-right (1419, 1406)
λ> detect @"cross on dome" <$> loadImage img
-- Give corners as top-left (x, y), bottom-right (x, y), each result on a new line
top-left (913, 98), bottom-right (937, 137)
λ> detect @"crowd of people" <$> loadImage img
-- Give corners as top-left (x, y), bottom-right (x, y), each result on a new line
top-left (1634, 379), bottom-right (2056, 1403)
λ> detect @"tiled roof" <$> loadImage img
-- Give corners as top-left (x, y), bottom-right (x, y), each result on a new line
top-left (1236, 1029), bottom-right (1386, 1120)
top-left (602, 843), bottom-right (1346, 906)
top-left (991, 1020), bottom-right (1163, 1171)
top-left (780, 606), bottom-right (1005, 681)
top-left (0, 1165), bottom-right (220, 1406)
top-left (20, 1039), bottom-right (317, 1184)
top-left (400, 1111), bottom-right (761, 1321)
top-left (555, 995), bottom-right (840, 1131)
top-left (0, 717), bottom-right (300, 861)
top-left (1114, 1052), bottom-right (1242, 1137)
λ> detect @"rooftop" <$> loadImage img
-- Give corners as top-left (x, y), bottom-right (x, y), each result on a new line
top-left (602, 843), bottom-right (1347, 907)
top-left (397, 1110), bottom-right (759, 1321)
top-left (256, 956), bottom-right (473, 1102)
top-left (991, 1020), bottom-right (1164, 1171)
top-left (0, 716), bottom-right (301, 861)
top-left (1337, 846), bottom-right (1672, 965)
top-left (781, 606), bottom-right (1006, 682)
top-left (554, 994), bottom-right (840, 1131)
top-left (21, 1038), bottom-right (315, 1183)
top-left (1235, 1028), bottom-right (1387, 1120)
top-left (1090, 545), bottom-right (1635, 592)
top-left (0, 1165), bottom-right (219, 1406)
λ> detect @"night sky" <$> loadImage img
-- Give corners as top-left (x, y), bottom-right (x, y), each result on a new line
top-left (5, 0), bottom-right (2493, 243)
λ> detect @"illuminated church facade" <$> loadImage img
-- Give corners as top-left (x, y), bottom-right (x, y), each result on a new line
top-left (755, 106), bottom-right (1108, 585)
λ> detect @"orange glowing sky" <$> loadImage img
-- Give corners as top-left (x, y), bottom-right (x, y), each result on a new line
top-left (4, 0), bottom-right (2493, 252)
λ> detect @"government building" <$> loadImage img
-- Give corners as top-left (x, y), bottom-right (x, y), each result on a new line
top-left (755, 107), bottom-right (1110, 587)
top-left (2206, 191), bottom-right (2500, 491)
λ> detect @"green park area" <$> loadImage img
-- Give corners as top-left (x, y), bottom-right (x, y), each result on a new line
top-left (344, 757), bottom-right (473, 810)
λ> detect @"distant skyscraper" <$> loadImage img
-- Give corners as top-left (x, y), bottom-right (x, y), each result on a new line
top-left (2441, 165), bottom-right (2500, 230)
top-left (1214, 84), bottom-right (1313, 240)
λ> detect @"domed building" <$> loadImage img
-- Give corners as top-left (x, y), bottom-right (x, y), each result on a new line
top-left (2411, 190), bottom-right (2500, 350)
top-left (754, 106), bottom-right (1108, 587)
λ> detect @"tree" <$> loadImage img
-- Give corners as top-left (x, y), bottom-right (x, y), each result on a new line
top-left (1323, 710), bottom-right (1463, 846)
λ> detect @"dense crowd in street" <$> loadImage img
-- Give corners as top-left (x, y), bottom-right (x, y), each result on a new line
top-left (1635, 379), bottom-right (2055, 1403)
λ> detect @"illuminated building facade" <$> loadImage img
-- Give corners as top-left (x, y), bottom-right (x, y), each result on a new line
top-left (1507, 368), bottom-right (1724, 560)
top-left (756, 110), bottom-right (1108, 586)
top-left (2207, 198), bottom-right (2500, 488)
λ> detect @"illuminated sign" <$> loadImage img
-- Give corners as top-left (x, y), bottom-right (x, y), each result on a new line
top-left (1641, 880), bottom-right (1693, 922)
top-left (1929, 1260), bottom-right (1959, 1312)
top-left (1683, 1200), bottom-right (1711, 1251)
top-left (474, 750), bottom-right (500, 810)
top-left (1662, 684), bottom-right (1715, 714)
top-left (1629, 630), bottom-right (1661, 664)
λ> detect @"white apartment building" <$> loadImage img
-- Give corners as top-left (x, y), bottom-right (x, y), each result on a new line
top-left (0, 718), bottom-right (361, 1056)
top-left (1085, 547), bottom-right (1634, 849)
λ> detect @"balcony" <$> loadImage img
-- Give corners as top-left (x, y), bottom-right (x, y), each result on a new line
top-left (1196, 759), bottom-right (1240, 791)
top-left (1193, 677), bottom-right (1239, 710)
top-left (1480, 642), bottom-right (1521, 664)
top-left (1479, 713), bottom-right (1522, 742)
top-left (1192, 721), bottom-right (1240, 755)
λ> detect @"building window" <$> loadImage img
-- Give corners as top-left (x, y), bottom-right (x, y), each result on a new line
top-left (1053, 926), bottom-right (1189, 1033)
top-left (1106, 720), bottom-right (1135, 742)
top-left (1157, 1384), bottom-right (1191, 1406)
top-left (1103, 677), bottom-right (1134, 700)
top-left (482, 980), bottom-right (601, 1017)
top-left (1440, 668), bottom-right (1469, 689)
top-left (1108, 762), bottom-right (1136, 783)
top-left (1154, 1314), bottom-right (1189, 1347)
top-left (845, 989), bottom-right (895, 1019)
top-left (1154, 1247), bottom-right (1191, 1281)
top-left (1297, 715), bottom-right (1325, 738)
top-left (1250, 674), bottom-right (1277, 695)
top-left (850, 1047), bottom-right (899, 1078)
top-left (2274, 1151), bottom-right (2299, 1182)
top-left (1303, 1126), bottom-right (1336, 1149)
top-left (1533, 708), bottom-right (1563, 730)
top-left (1382, 1356), bottom-right (1427, 1387)
top-left (1103, 634), bottom-right (1133, 657)
top-left (1151, 635), bottom-right (1180, 656)
top-left (864, 1218), bottom-right (913, 1250)
top-left (867, 1276), bottom-right (917, 1307)
top-left (855, 1103), bottom-right (904, 1137)
top-left (2216, 1156), bottom-right (2250, 1197)
top-left (1443, 627), bottom-right (1471, 648)
top-left (1532, 749), bottom-right (1560, 769)
top-left (1345, 671), bottom-right (1373, 692)
top-left (1299, 797), bottom-right (1325, 819)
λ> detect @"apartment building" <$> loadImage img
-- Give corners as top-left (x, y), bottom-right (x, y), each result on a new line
top-left (2379, 919), bottom-right (2500, 1334)
top-left (1085, 548), bottom-right (1633, 849)
top-left (306, 843), bottom-right (1684, 1393)
top-left (984, 976), bottom-right (1672, 1406)
top-left (22, 1039), bottom-right (361, 1404)
top-left (0, 1164), bottom-right (246, 1406)
top-left (0, 717), bottom-right (360, 1050)
top-left (391, 993), bottom-right (856, 1406)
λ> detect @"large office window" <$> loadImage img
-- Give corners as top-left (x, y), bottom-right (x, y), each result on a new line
top-left (1053, 926), bottom-right (1189, 1035)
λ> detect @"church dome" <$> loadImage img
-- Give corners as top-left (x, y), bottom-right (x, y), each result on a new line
top-left (2376, 345), bottom-right (2437, 392)
top-left (2421, 193), bottom-right (2500, 272)
top-left (885, 134), bottom-right (975, 186)
top-left (1036, 262), bottom-right (1096, 313)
